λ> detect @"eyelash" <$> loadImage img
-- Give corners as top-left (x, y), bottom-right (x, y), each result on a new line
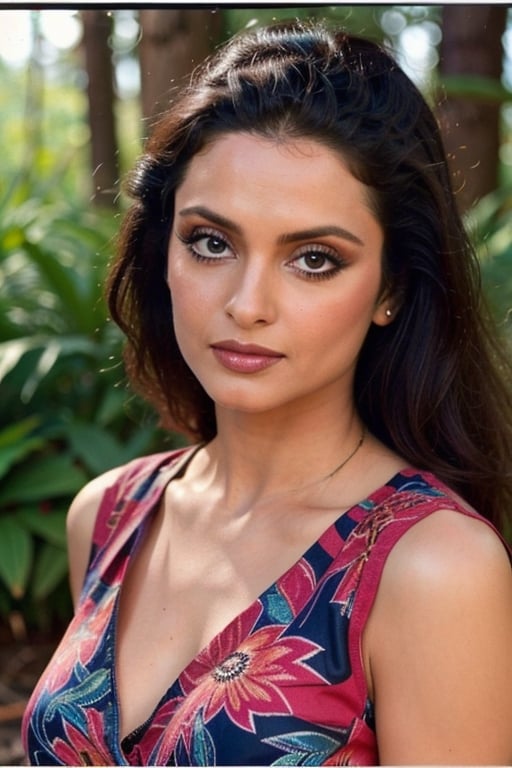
top-left (176, 227), bottom-right (234, 263)
top-left (175, 227), bottom-right (346, 281)
top-left (290, 245), bottom-right (346, 281)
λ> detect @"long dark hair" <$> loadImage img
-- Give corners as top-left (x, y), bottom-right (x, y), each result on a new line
top-left (107, 21), bottom-right (512, 531)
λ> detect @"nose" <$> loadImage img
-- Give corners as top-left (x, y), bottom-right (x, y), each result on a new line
top-left (224, 258), bottom-right (277, 328)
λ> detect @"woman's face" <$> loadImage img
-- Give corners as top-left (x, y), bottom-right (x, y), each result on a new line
top-left (167, 132), bottom-right (392, 420)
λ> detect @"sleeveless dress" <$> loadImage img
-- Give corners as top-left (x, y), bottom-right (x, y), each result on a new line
top-left (22, 447), bottom-right (500, 766)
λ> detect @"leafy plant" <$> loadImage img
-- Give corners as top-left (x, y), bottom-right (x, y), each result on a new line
top-left (0, 170), bottom-right (175, 637)
top-left (468, 185), bottom-right (512, 334)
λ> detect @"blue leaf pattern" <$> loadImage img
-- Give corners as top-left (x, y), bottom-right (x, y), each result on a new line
top-left (266, 730), bottom-right (344, 765)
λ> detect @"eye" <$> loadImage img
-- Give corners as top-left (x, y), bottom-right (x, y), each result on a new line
top-left (290, 246), bottom-right (345, 280)
top-left (176, 227), bottom-right (234, 261)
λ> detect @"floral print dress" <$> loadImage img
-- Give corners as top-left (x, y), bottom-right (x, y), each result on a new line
top-left (22, 447), bottom-right (495, 766)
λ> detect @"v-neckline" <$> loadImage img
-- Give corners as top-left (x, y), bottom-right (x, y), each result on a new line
top-left (111, 448), bottom-right (403, 758)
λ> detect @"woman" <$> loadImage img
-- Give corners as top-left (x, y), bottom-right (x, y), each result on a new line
top-left (23, 21), bottom-right (512, 766)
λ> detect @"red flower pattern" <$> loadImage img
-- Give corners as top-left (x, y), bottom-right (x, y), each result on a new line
top-left (51, 708), bottom-right (112, 766)
top-left (38, 590), bottom-right (118, 696)
top-left (152, 605), bottom-right (326, 762)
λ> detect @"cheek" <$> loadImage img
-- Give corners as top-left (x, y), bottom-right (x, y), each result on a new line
top-left (293, 286), bottom-right (381, 363)
top-left (167, 261), bottom-right (219, 339)
top-left (167, 265), bottom-right (193, 331)
top-left (298, 287), bottom-right (378, 334)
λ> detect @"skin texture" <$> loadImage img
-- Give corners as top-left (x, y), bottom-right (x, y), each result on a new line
top-left (364, 509), bottom-right (512, 765)
top-left (67, 133), bottom-right (512, 763)
top-left (167, 133), bottom-right (391, 424)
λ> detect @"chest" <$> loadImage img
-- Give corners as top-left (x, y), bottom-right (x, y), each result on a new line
top-left (115, 498), bottom-right (352, 739)
top-left (23, 481), bottom-right (393, 767)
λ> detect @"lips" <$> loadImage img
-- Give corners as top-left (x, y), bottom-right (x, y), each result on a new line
top-left (210, 340), bottom-right (284, 374)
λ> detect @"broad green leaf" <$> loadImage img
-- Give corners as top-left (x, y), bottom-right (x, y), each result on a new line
top-left (0, 515), bottom-right (33, 598)
top-left (31, 543), bottom-right (68, 600)
top-left (94, 386), bottom-right (128, 426)
top-left (0, 417), bottom-right (40, 449)
top-left (23, 240), bottom-right (82, 305)
top-left (22, 241), bottom-right (100, 334)
top-left (124, 426), bottom-right (165, 460)
top-left (67, 421), bottom-right (127, 474)
top-left (1, 225), bottom-right (24, 251)
top-left (17, 507), bottom-right (67, 548)
top-left (0, 418), bottom-right (43, 478)
top-left (0, 437), bottom-right (45, 480)
top-left (0, 338), bottom-right (34, 383)
top-left (20, 341), bottom-right (62, 403)
top-left (0, 454), bottom-right (87, 505)
top-left (0, 335), bottom-right (105, 391)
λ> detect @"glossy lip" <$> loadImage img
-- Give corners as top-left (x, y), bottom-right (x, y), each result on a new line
top-left (210, 339), bottom-right (284, 374)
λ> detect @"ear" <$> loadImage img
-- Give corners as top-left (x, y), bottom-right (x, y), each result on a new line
top-left (372, 289), bottom-right (401, 327)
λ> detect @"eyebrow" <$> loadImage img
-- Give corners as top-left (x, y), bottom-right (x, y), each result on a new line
top-left (278, 226), bottom-right (364, 247)
top-left (178, 206), bottom-right (242, 235)
top-left (178, 205), bottom-right (364, 247)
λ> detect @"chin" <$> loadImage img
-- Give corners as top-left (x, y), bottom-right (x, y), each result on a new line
top-left (207, 387), bottom-right (282, 416)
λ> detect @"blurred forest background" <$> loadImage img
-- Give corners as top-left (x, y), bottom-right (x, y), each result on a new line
top-left (1, 4), bottom-right (512, 646)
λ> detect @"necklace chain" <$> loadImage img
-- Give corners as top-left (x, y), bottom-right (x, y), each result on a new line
top-left (323, 428), bottom-right (366, 481)
top-left (258, 428), bottom-right (366, 505)
top-left (177, 430), bottom-right (367, 509)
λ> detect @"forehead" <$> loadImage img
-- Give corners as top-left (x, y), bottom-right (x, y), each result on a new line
top-left (176, 132), bottom-right (377, 217)
top-left (173, 132), bottom-right (384, 258)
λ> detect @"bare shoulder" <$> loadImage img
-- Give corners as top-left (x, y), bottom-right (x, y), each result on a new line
top-left (366, 508), bottom-right (512, 764)
top-left (67, 464), bottom-right (128, 607)
top-left (372, 507), bottom-right (512, 657)
top-left (384, 506), bottom-right (511, 592)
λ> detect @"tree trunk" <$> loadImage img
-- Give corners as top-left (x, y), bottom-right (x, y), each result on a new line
top-left (437, 5), bottom-right (507, 212)
top-left (138, 8), bottom-right (223, 128)
top-left (81, 10), bottom-right (119, 208)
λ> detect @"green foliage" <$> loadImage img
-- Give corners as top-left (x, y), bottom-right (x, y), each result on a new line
top-left (0, 165), bottom-right (175, 636)
top-left (222, 5), bottom-right (441, 45)
top-left (469, 186), bottom-right (512, 334)
top-left (224, 4), bottom-right (394, 37)
top-left (0, 36), bottom-right (182, 638)
top-left (441, 74), bottom-right (512, 105)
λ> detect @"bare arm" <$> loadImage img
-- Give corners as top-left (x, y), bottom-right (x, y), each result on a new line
top-left (365, 509), bottom-right (512, 765)
top-left (66, 466), bottom-right (125, 607)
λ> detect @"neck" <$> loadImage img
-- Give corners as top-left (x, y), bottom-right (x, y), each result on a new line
top-left (202, 401), bottom-right (365, 515)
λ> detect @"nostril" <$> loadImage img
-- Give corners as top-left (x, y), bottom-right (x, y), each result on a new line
top-left (224, 279), bottom-right (276, 327)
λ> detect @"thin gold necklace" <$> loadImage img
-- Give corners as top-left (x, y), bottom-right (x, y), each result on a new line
top-left (323, 428), bottom-right (366, 480)
top-left (256, 428), bottom-right (366, 506)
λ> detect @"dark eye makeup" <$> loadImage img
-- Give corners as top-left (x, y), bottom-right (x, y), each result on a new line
top-left (175, 226), bottom-right (347, 281)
